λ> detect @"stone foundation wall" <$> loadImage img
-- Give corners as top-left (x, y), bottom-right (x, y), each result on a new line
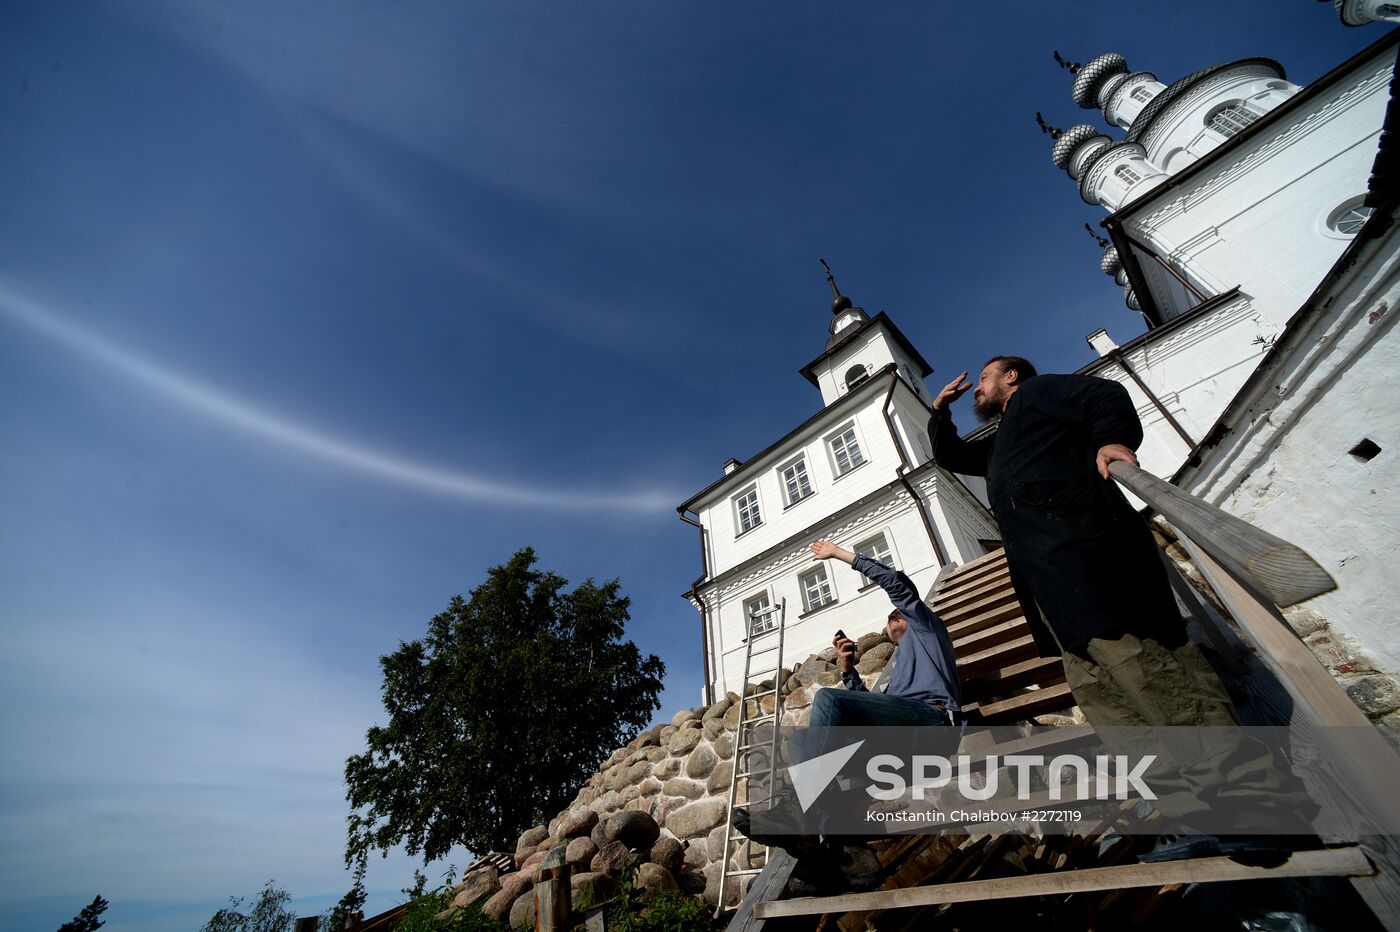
top-left (443, 636), bottom-right (898, 920)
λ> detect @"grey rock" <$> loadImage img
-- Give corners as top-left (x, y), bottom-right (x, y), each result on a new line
top-left (856, 631), bottom-right (889, 654)
top-left (508, 890), bottom-right (535, 930)
top-left (566, 835), bottom-right (598, 868)
top-left (515, 825), bottom-right (549, 857)
top-left (685, 744), bottom-right (719, 780)
top-left (652, 758), bottom-right (682, 780)
top-left (482, 872), bottom-right (532, 921)
top-left (451, 866), bottom-right (499, 909)
top-left (713, 732), bottom-right (734, 760)
top-left (662, 778), bottom-right (704, 800)
top-left (665, 798), bottom-right (728, 840)
top-left (558, 808), bottom-right (598, 839)
top-left (626, 761), bottom-right (652, 785)
top-left (598, 810), bottom-right (660, 850)
top-left (667, 727), bottom-right (704, 756)
top-left (590, 840), bottom-right (638, 874)
top-left (570, 872), bottom-right (617, 912)
top-left (706, 760), bottom-right (733, 795)
top-left (672, 707), bottom-right (700, 728)
top-left (648, 836), bottom-right (685, 875)
top-left (635, 863), bottom-right (679, 896)
top-left (702, 718), bottom-right (725, 741)
top-left (702, 696), bottom-right (733, 721)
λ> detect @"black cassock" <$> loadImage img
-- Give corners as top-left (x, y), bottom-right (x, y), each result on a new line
top-left (928, 374), bottom-right (1181, 656)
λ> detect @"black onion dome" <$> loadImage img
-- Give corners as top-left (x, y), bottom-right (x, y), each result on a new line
top-left (1072, 53), bottom-right (1129, 108)
top-left (1051, 123), bottom-right (1102, 170)
top-left (1100, 245), bottom-right (1122, 276)
top-left (831, 294), bottom-right (853, 314)
top-left (1126, 58), bottom-right (1285, 142)
top-left (1125, 284), bottom-right (1141, 311)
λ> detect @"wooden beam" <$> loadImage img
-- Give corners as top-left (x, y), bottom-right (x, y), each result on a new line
top-left (1108, 461), bottom-right (1334, 606)
top-left (752, 846), bottom-right (1372, 918)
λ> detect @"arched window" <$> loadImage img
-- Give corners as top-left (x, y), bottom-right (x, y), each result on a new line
top-left (1131, 85), bottom-right (1152, 102)
top-left (1377, 3), bottom-right (1400, 18)
top-left (1114, 164), bottom-right (1142, 185)
top-left (1329, 202), bottom-right (1375, 236)
top-left (1208, 103), bottom-right (1259, 138)
top-left (844, 364), bottom-right (870, 391)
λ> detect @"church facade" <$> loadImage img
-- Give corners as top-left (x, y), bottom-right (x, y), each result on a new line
top-left (680, 9), bottom-right (1400, 706)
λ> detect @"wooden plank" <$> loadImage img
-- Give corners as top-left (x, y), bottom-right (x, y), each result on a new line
top-left (976, 682), bottom-right (1076, 723)
top-left (935, 577), bottom-right (1016, 617)
top-left (961, 655), bottom-right (1065, 696)
top-left (1181, 538), bottom-right (1400, 928)
top-left (1108, 461), bottom-right (1335, 606)
top-left (753, 846), bottom-right (1372, 918)
top-left (943, 600), bottom-right (1025, 641)
top-left (724, 847), bottom-right (796, 932)
top-left (954, 635), bottom-right (1039, 679)
top-left (952, 616), bottom-right (1029, 655)
top-left (936, 564), bottom-right (1011, 600)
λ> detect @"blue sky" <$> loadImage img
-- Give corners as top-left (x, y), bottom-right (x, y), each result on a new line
top-left (0, 2), bottom-right (1376, 929)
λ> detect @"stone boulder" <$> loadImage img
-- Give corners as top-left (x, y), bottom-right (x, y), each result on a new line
top-left (648, 836), bottom-right (685, 876)
top-left (590, 839), bottom-right (638, 874)
top-left (482, 872), bottom-right (532, 922)
top-left (672, 707), bottom-right (700, 727)
top-left (590, 810), bottom-right (660, 852)
top-left (856, 631), bottom-right (889, 654)
top-left (565, 835), bottom-right (598, 869)
top-left (558, 808), bottom-right (598, 839)
top-left (450, 866), bottom-right (499, 909)
top-left (515, 825), bottom-right (549, 859)
top-left (702, 696), bottom-right (733, 721)
top-left (665, 798), bottom-right (728, 840)
top-left (685, 744), bottom-right (719, 780)
top-left (634, 863), bottom-right (679, 897)
top-left (667, 727), bottom-right (703, 756)
top-left (662, 778), bottom-right (704, 800)
top-left (508, 889), bottom-right (535, 929)
top-left (706, 760), bottom-right (734, 795)
top-left (571, 872), bottom-right (617, 911)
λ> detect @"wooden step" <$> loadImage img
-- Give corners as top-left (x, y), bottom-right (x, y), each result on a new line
top-left (956, 634), bottom-right (1040, 679)
top-left (953, 616), bottom-right (1030, 657)
top-left (754, 847), bottom-right (1373, 919)
top-left (936, 581), bottom-right (1019, 621)
top-left (935, 564), bottom-right (1008, 600)
top-left (977, 682), bottom-right (1077, 724)
top-left (944, 599), bottom-right (1024, 640)
top-left (961, 655), bottom-right (1066, 701)
top-left (936, 568), bottom-right (1012, 610)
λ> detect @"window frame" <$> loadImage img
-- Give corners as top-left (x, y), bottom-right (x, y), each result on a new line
top-left (853, 531), bottom-right (898, 589)
top-left (732, 485), bottom-right (763, 537)
top-left (777, 454), bottom-right (815, 508)
top-left (1114, 164), bottom-right (1143, 185)
top-left (799, 564), bottom-right (837, 615)
top-left (827, 422), bottom-right (868, 479)
top-left (1205, 101), bottom-right (1259, 139)
top-left (743, 589), bottom-right (777, 637)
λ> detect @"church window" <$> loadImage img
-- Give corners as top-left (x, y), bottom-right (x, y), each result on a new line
top-left (779, 456), bottom-right (814, 506)
top-left (744, 591), bottom-right (777, 636)
top-left (1377, 3), bottom-right (1400, 16)
top-left (829, 425), bottom-right (866, 477)
top-left (1329, 202), bottom-right (1375, 236)
top-left (1130, 85), bottom-right (1152, 102)
top-left (1114, 164), bottom-right (1143, 185)
top-left (854, 533), bottom-right (895, 587)
top-left (1207, 103), bottom-right (1259, 138)
top-left (800, 565), bottom-right (836, 613)
top-left (845, 364), bottom-right (870, 391)
top-left (734, 486), bottom-right (762, 534)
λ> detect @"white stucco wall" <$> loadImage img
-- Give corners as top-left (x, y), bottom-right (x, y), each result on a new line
top-left (1122, 46), bottom-right (1393, 323)
top-left (1182, 223), bottom-right (1400, 676)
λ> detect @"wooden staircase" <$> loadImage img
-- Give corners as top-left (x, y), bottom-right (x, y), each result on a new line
top-left (926, 548), bottom-right (1077, 725)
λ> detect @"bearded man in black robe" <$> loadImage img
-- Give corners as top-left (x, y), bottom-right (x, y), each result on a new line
top-left (929, 355), bottom-right (1315, 860)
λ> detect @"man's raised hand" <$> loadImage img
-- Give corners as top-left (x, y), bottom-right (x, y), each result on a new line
top-left (810, 539), bottom-right (855, 565)
top-left (933, 370), bottom-right (972, 410)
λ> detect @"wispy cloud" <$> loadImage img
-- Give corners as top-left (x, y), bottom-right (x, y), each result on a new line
top-left (0, 282), bottom-right (678, 513)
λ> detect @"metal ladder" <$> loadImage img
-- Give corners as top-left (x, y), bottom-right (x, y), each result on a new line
top-left (715, 598), bottom-right (788, 917)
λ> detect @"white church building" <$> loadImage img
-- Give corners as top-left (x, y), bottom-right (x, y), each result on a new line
top-left (679, 9), bottom-right (1400, 707)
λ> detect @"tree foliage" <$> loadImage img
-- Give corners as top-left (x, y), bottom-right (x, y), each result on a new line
top-left (200, 881), bottom-right (294, 932)
top-left (344, 547), bottom-right (665, 863)
top-left (56, 895), bottom-right (108, 932)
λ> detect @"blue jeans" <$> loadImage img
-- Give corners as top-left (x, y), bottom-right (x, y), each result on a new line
top-left (807, 687), bottom-right (950, 731)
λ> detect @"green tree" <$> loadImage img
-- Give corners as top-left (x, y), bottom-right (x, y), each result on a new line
top-left (201, 881), bottom-right (294, 932)
top-left (344, 547), bottom-right (665, 863)
top-left (56, 895), bottom-right (108, 932)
